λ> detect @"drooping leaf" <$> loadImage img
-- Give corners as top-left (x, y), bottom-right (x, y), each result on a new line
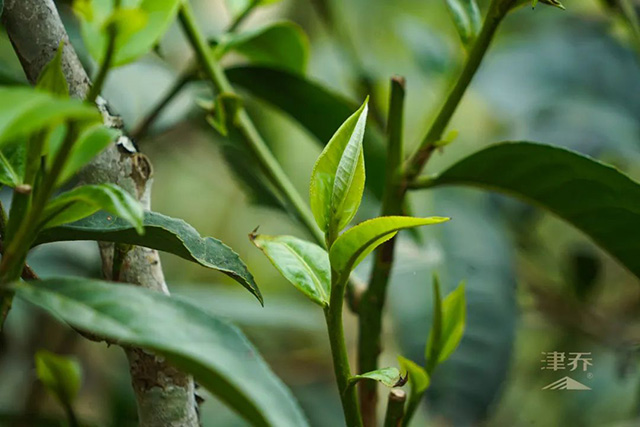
top-left (40, 184), bottom-right (144, 233)
top-left (443, 0), bottom-right (482, 47)
top-left (35, 350), bottom-right (82, 406)
top-left (397, 355), bottom-right (430, 395)
top-left (33, 211), bottom-right (262, 304)
top-left (0, 87), bottom-right (99, 147)
top-left (226, 66), bottom-right (387, 198)
top-left (76, 0), bottom-right (181, 66)
top-left (216, 21), bottom-right (309, 74)
top-left (52, 124), bottom-right (119, 186)
top-left (36, 43), bottom-right (69, 97)
top-left (429, 141), bottom-right (640, 279)
top-left (426, 279), bottom-right (466, 366)
top-left (310, 99), bottom-right (368, 235)
top-left (16, 279), bottom-right (308, 427)
top-left (0, 143), bottom-right (26, 188)
top-left (347, 367), bottom-right (401, 388)
top-left (250, 234), bottom-right (330, 307)
top-left (329, 216), bottom-right (450, 277)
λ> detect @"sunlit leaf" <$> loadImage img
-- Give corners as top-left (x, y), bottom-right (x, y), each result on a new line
top-left (16, 279), bottom-right (308, 427)
top-left (429, 141), bottom-right (640, 280)
top-left (397, 355), bottom-right (430, 395)
top-left (40, 184), bottom-right (144, 233)
top-left (34, 211), bottom-right (262, 304)
top-left (329, 216), bottom-right (449, 278)
top-left (310, 99), bottom-right (368, 235)
top-left (35, 350), bottom-right (82, 406)
top-left (36, 43), bottom-right (69, 97)
top-left (76, 0), bottom-right (181, 66)
top-left (0, 87), bottom-right (99, 147)
top-left (216, 21), bottom-right (309, 74)
top-left (251, 234), bottom-right (330, 307)
top-left (347, 367), bottom-right (401, 388)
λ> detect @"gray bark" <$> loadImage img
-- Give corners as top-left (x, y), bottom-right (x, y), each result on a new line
top-left (1, 1), bottom-right (199, 425)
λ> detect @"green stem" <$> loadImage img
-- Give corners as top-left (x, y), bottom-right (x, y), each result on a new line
top-left (85, 0), bottom-right (121, 105)
top-left (357, 76), bottom-right (406, 426)
top-left (130, 73), bottom-right (192, 141)
top-left (404, 0), bottom-right (512, 183)
top-left (325, 273), bottom-right (363, 427)
top-left (383, 389), bottom-right (407, 427)
top-left (227, 0), bottom-right (259, 33)
top-left (62, 401), bottom-right (79, 427)
top-left (177, 1), bottom-right (324, 245)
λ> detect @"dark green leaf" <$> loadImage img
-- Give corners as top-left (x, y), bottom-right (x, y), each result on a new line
top-left (35, 350), bottom-right (82, 405)
top-left (425, 274), bottom-right (443, 373)
top-left (36, 43), bottom-right (69, 96)
top-left (329, 216), bottom-right (450, 277)
top-left (34, 210), bottom-right (262, 304)
top-left (426, 279), bottom-right (466, 366)
top-left (347, 367), bottom-right (401, 388)
top-left (251, 234), bottom-right (330, 307)
top-left (0, 87), bottom-right (99, 147)
top-left (226, 66), bottom-right (387, 198)
top-left (430, 141), bottom-right (640, 279)
top-left (16, 279), bottom-right (308, 427)
top-left (310, 99), bottom-right (368, 234)
top-left (41, 184), bottom-right (144, 233)
top-left (216, 21), bottom-right (309, 74)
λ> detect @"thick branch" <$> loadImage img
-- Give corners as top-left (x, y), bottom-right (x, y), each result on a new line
top-left (1, 1), bottom-right (198, 425)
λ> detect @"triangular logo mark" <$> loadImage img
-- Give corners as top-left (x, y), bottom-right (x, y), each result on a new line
top-left (542, 376), bottom-right (591, 390)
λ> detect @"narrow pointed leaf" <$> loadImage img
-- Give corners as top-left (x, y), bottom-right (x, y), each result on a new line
top-left (35, 350), bottom-right (82, 406)
top-left (216, 21), bottom-right (309, 74)
top-left (0, 87), bottom-right (99, 147)
top-left (251, 234), bottom-right (330, 307)
top-left (36, 43), bottom-right (69, 96)
top-left (348, 367), bottom-right (401, 388)
top-left (16, 279), bottom-right (308, 427)
top-left (444, 0), bottom-right (482, 46)
top-left (429, 141), bottom-right (640, 280)
top-left (310, 99), bottom-right (368, 234)
top-left (0, 144), bottom-right (25, 187)
top-left (439, 282), bottom-right (466, 363)
top-left (329, 216), bottom-right (450, 277)
top-left (33, 210), bottom-right (262, 304)
top-left (41, 184), bottom-right (144, 233)
top-left (425, 274), bottom-right (443, 372)
top-left (397, 356), bottom-right (430, 395)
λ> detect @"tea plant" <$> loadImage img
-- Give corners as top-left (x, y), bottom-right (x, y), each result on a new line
top-left (2, 0), bottom-right (640, 425)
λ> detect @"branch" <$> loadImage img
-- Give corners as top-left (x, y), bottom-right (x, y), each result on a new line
top-left (1, 1), bottom-right (198, 425)
top-left (383, 389), bottom-right (406, 427)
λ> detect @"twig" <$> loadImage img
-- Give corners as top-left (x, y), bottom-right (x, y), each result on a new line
top-left (227, 0), bottom-right (259, 33)
top-left (383, 389), bottom-right (407, 427)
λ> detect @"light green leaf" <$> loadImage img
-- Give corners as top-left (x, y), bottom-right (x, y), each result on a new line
top-left (33, 211), bottom-right (262, 304)
top-left (310, 99), bottom-right (368, 235)
top-left (347, 367), bottom-right (401, 388)
top-left (41, 184), bottom-right (143, 233)
top-left (251, 234), bottom-right (330, 307)
top-left (35, 350), bottom-right (82, 405)
top-left (77, 0), bottom-right (181, 66)
top-left (429, 141), bottom-right (640, 280)
top-left (216, 21), bottom-right (309, 74)
top-left (329, 216), bottom-right (450, 277)
top-left (52, 124), bottom-right (119, 186)
top-left (397, 356), bottom-right (430, 395)
top-left (36, 43), bottom-right (69, 97)
top-left (0, 144), bottom-right (26, 188)
top-left (16, 279), bottom-right (308, 427)
top-left (0, 87), bottom-right (99, 147)
top-left (426, 277), bottom-right (466, 366)
top-left (444, 0), bottom-right (482, 47)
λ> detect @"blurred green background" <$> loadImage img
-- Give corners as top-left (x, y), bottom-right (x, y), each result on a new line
top-left (2, 0), bottom-right (640, 425)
